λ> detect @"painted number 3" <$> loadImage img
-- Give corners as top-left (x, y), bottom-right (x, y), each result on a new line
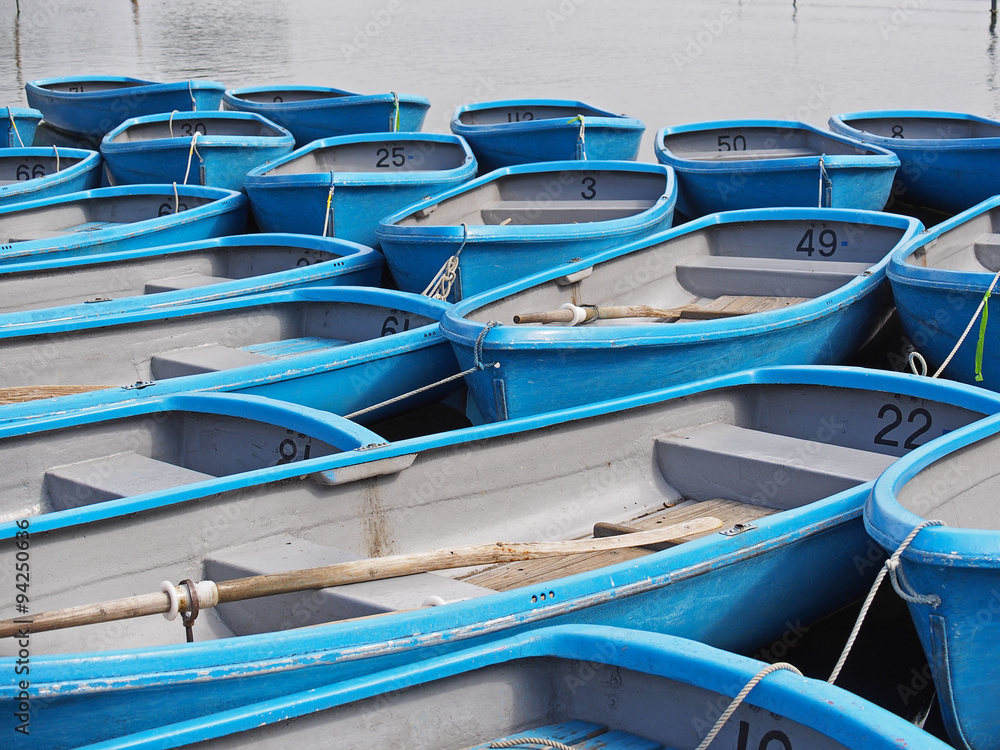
top-left (580, 176), bottom-right (597, 200)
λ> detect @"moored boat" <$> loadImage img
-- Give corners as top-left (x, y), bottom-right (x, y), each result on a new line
top-left (0, 365), bottom-right (996, 748)
top-left (25, 75), bottom-right (226, 140)
top-left (654, 119), bottom-right (899, 218)
top-left (244, 132), bottom-right (477, 247)
top-left (829, 109), bottom-right (1000, 214)
top-left (0, 183), bottom-right (247, 266)
top-left (0, 233), bottom-right (383, 316)
top-left (101, 111), bottom-right (294, 191)
top-left (0, 286), bottom-right (456, 423)
top-left (450, 97), bottom-right (644, 172)
top-left (888, 194), bottom-right (1000, 389)
top-left (376, 160), bottom-right (677, 300)
top-left (1, 106), bottom-right (42, 147)
top-left (78, 625), bottom-right (954, 749)
top-left (442, 207), bottom-right (920, 423)
top-left (0, 147), bottom-right (102, 206)
top-left (222, 84), bottom-right (430, 146)
top-left (865, 409), bottom-right (1000, 750)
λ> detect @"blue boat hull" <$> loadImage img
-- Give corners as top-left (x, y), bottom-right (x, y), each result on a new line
top-left (866, 413), bottom-right (1000, 750)
top-left (25, 76), bottom-right (226, 140)
top-left (222, 86), bottom-right (431, 146)
top-left (1, 107), bottom-right (42, 147)
top-left (2, 366), bottom-right (996, 748)
top-left (101, 112), bottom-right (295, 192)
top-left (830, 110), bottom-right (1000, 214)
top-left (451, 98), bottom-right (644, 172)
top-left (244, 133), bottom-right (477, 247)
top-left (0, 147), bottom-right (102, 206)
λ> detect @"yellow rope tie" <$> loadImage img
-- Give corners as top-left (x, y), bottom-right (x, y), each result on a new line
top-left (321, 171), bottom-right (335, 237)
top-left (568, 115), bottom-right (586, 159)
top-left (390, 91), bottom-right (400, 132)
top-left (182, 132), bottom-right (202, 186)
top-left (8, 110), bottom-right (24, 147)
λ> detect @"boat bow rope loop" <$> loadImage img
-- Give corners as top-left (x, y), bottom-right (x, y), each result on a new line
top-left (423, 222), bottom-right (469, 300)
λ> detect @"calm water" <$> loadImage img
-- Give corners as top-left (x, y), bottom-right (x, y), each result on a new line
top-left (0, 0), bottom-right (978, 739)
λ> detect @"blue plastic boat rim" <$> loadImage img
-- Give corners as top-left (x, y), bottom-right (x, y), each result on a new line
top-left (101, 111), bottom-right (295, 150)
top-left (888, 194), bottom-right (1000, 290)
top-left (442, 206), bottom-right (922, 349)
top-left (866, 408), bottom-right (1000, 568)
top-left (0, 146), bottom-right (101, 189)
top-left (73, 624), bottom-right (951, 750)
top-left (829, 109), bottom-right (1000, 150)
top-left (0, 181), bottom-right (243, 216)
top-left (223, 85), bottom-right (432, 110)
top-left (451, 97), bottom-right (645, 130)
top-left (375, 159), bottom-right (677, 240)
top-left (654, 118), bottom-right (901, 170)
top-left (243, 131), bottom-right (477, 187)
top-left (0, 232), bottom-right (382, 275)
top-left (6, 363), bottom-right (999, 542)
top-left (26, 75), bottom-right (226, 98)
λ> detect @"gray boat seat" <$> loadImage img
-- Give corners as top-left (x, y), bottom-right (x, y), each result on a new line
top-left (150, 343), bottom-right (271, 379)
top-left (7, 220), bottom-right (117, 242)
top-left (696, 147), bottom-right (819, 161)
top-left (205, 534), bottom-right (495, 636)
top-left (655, 422), bottom-right (895, 510)
top-left (480, 199), bottom-right (655, 225)
top-left (974, 233), bottom-right (1000, 271)
top-left (675, 255), bottom-right (872, 299)
top-left (144, 273), bottom-right (235, 293)
top-left (44, 451), bottom-right (215, 511)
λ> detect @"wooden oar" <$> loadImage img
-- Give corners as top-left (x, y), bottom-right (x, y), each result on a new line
top-left (0, 385), bottom-right (108, 404)
top-left (0, 516), bottom-right (722, 638)
top-left (513, 302), bottom-right (747, 325)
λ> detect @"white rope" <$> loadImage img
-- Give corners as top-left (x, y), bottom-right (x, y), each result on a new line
top-left (52, 144), bottom-right (59, 173)
top-left (168, 109), bottom-right (179, 138)
top-left (182, 131), bottom-right (201, 185)
top-left (321, 171), bottom-right (335, 237)
top-left (908, 350), bottom-right (927, 376)
top-left (491, 739), bottom-right (575, 750)
top-left (8, 110), bottom-right (24, 147)
top-left (172, 181), bottom-right (180, 215)
top-left (929, 267), bottom-right (1000, 378)
top-left (827, 518), bottom-right (944, 684)
top-left (188, 80), bottom-right (196, 110)
top-left (694, 662), bottom-right (803, 750)
top-left (422, 223), bottom-right (468, 300)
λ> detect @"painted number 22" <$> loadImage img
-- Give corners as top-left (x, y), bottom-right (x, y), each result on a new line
top-left (874, 404), bottom-right (932, 449)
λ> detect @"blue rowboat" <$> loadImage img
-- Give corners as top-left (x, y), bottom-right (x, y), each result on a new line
top-left (1, 106), bottom-right (42, 147)
top-left (0, 285), bottom-right (456, 423)
top-left (25, 75), bottom-right (226, 140)
top-left (376, 160), bottom-right (677, 300)
top-left (450, 98), bottom-right (645, 172)
top-left (0, 233), bottom-right (382, 316)
top-left (101, 111), bottom-right (294, 192)
top-left (654, 119), bottom-right (899, 218)
top-left (0, 184), bottom-right (247, 266)
top-left (0, 365), bottom-right (996, 748)
top-left (888, 195), bottom-right (1000, 390)
top-left (0, 147), bottom-right (102, 206)
top-left (865, 411), bottom-right (1000, 750)
top-left (442, 207), bottom-right (921, 423)
top-left (79, 624), bottom-right (953, 750)
top-left (244, 132), bottom-right (477, 247)
top-left (222, 85), bottom-right (431, 147)
top-left (829, 109), bottom-right (1000, 215)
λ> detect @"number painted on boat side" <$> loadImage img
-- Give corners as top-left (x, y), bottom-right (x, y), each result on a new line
top-left (381, 315), bottom-right (411, 336)
top-left (795, 228), bottom-right (838, 257)
top-left (891, 124), bottom-right (905, 138)
top-left (179, 121), bottom-right (208, 136)
top-left (506, 111), bottom-right (534, 122)
top-left (736, 721), bottom-right (792, 750)
top-left (276, 438), bottom-right (312, 465)
top-left (14, 163), bottom-right (46, 180)
top-left (68, 85), bottom-right (85, 92)
top-left (717, 134), bottom-right (747, 151)
top-left (874, 404), bottom-right (933, 449)
top-left (157, 201), bottom-right (189, 216)
top-left (375, 146), bottom-right (406, 168)
top-left (272, 95), bottom-right (284, 102)
top-left (580, 176), bottom-right (597, 200)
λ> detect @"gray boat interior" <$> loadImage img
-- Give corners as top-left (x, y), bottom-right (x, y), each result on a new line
top-left (261, 139), bottom-right (470, 176)
top-left (663, 126), bottom-right (878, 161)
top-left (0, 299), bottom-right (437, 388)
top-left (895, 431), bottom-right (1000, 530)
top-left (2, 378), bottom-right (985, 655)
top-left (228, 89), bottom-right (351, 104)
top-left (106, 117), bottom-right (287, 142)
top-left (0, 152), bottom-right (88, 185)
top-left (184, 653), bottom-right (848, 749)
top-left (844, 116), bottom-right (1000, 140)
top-left (395, 169), bottom-right (667, 227)
top-left (0, 242), bottom-right (346, 313)
top-left (465, 218), bottom-right (905, 326)
top-left (0, 192), bottom-right (220, 244)
top-left (457, 103), bottom-right (610, 126)
top-left (903, 209), bottom-right (1000, 272)
top-left (40, 80), bottom-right (146, 93)
top-left (0, 409), bottom-right (342, 521)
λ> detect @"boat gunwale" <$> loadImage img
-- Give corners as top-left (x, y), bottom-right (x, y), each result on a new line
top-left (830, 109), bottom-right (1000, 150)
top-left (101, 111), bottom-right (295, 151)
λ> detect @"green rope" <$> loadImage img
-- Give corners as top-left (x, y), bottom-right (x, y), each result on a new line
top-left (975, 288), bottom-right (992, 381)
